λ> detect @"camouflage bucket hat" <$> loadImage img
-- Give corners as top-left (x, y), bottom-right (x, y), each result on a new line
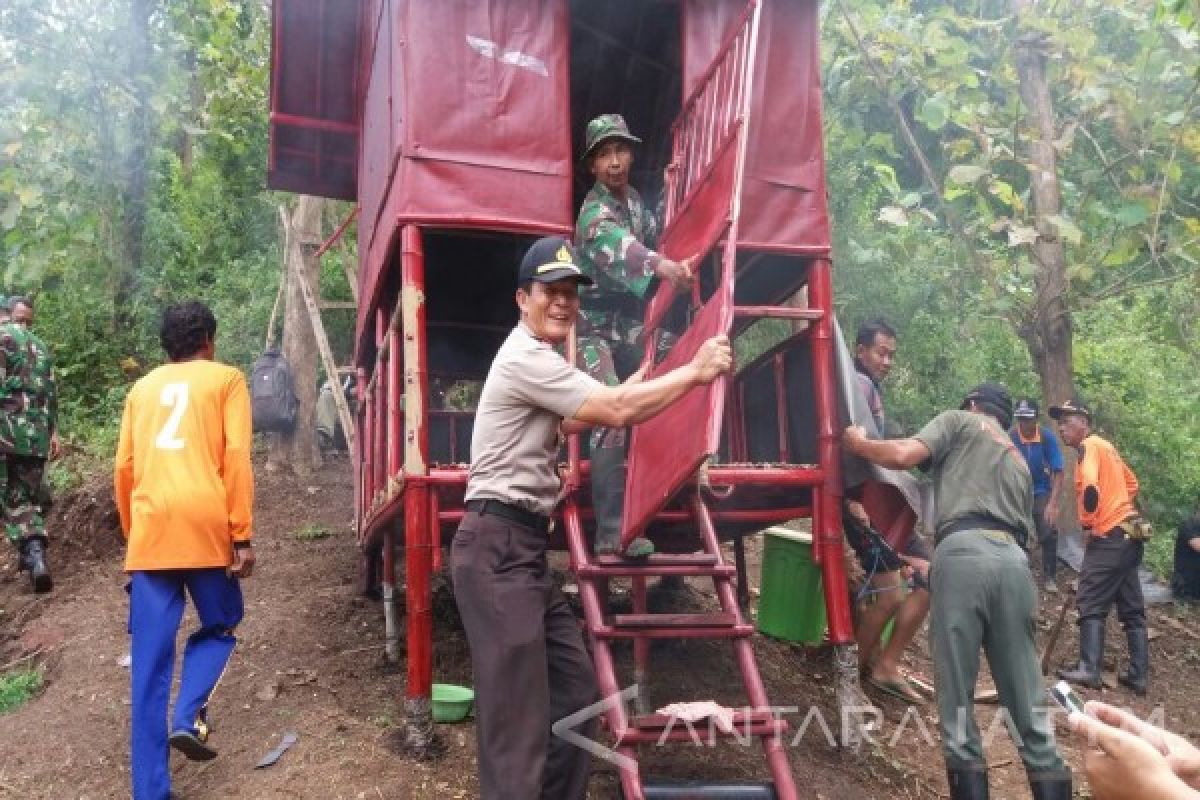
top-left (582, 114), bottom-right (642, 160)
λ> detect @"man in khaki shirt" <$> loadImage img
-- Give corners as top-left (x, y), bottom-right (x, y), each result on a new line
top-left (845, 383), bottom-right (1070, 800)
top-left (454, 236), bottom-right (730, 800)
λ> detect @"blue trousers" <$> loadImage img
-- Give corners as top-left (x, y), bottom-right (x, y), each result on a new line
top-left (129, 569), bottom-right (243, 800)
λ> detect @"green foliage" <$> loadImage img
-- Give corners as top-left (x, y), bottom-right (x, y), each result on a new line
top-left (825, 0), bottom-right (1200, 536)
top-left (0, 0), bottom-right (283, 453)
top-left (0, 668), bottom-right (43, 714)
top-left (1143, 525), bottom-right (1176, 581)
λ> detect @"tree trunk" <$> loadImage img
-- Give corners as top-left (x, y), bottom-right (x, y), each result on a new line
top-left (116, 0), bottom-right (155, 331)
top-left (1010, 1), bottom-right (1074, 408)
top-left (271, 196), bottom-right (326, 476)
top-left (1011, 2), bottom-right (1078, 534)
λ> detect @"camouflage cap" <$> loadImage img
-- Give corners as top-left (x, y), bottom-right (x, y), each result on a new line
top-left (582, 114), bottom-right (642, 160)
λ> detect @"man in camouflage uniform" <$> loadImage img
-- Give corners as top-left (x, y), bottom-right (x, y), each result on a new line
top-left (575, 114), bottom-right (693, 557)
top-left (2, 295), bottom-right (59, 592)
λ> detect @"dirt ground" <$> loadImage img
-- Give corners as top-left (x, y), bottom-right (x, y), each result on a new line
top-left (2, 453), bottom-right (1199, 799)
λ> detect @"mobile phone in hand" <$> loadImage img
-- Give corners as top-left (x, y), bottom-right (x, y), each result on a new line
top-left (1047, 680), bottom-right (1087, 715)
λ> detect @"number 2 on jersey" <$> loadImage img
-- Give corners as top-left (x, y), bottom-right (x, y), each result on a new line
top-left (156, 383), bottom-right (189, 450)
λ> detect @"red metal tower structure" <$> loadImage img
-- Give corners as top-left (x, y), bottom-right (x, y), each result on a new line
top-left (268, 1), bottom-right (855, 795)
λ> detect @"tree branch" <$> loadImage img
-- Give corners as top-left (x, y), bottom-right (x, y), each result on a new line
top-left (1083, 263), bottom-right (1192, 306)
top-left (833, 0), bottom-right (991, 278)
top-left (1149, 79), bottom-right (1200, 262)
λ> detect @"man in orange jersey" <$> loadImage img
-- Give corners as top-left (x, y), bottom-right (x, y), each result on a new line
top-left (114, 301), bottom-right (255, 800)
top-left (1051, 397), bottom-right (1149, 696)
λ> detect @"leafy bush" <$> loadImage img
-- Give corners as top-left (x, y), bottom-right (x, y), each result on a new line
top-left (0, 668), bottom-right (43, 715)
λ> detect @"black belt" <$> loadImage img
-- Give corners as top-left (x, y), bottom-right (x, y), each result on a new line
top-left (465, 499), bottom-right (551, 533)
top-left (937, 514), bottom-right (1024, 545)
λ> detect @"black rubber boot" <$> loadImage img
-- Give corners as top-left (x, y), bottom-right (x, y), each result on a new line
top-left (590, 445), bottom-right (626, 554)
top-left (1118, 626), bottom-right (1149, 696)
top-left (1028, 770), bottom-right (1072, 800)
top-left (20, 537), bottom-right (53, 593)
top-left (1058, 618), bottom-right (1104, 689)
top-left (590, 445), bottom-right (653, 558)
top-left (947, 765), bottom-right (989, 800)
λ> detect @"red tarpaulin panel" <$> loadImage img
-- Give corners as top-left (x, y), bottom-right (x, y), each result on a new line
top-left (683, 0), bottom-right (831, 251)
top-left (357, 0), bottom-right (575, 328)
top-left (859, 480), bottom-right (918, 552)
top-left (622, 292), bottom-right (731, 541)
top-left (268, 0), bottom-right (362, 200)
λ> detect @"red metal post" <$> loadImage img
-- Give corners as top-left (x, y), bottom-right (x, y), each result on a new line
top-left (806, 259), bottom-right (853, 645)
top-left (400, 225), bottom-right (434, 709)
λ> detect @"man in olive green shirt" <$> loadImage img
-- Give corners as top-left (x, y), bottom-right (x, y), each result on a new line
top-left (844, 383), bottom-right (1070, 800)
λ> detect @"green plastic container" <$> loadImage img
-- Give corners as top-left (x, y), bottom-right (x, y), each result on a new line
top-left (432, 683), bottom-right (475, 723)
top-left (757, 528), bottom-right (826, 644)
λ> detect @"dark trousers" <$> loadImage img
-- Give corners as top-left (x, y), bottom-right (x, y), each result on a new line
top-left (1032, 494), bottom-right (1058, 581)
top-left (129, 569), bottom-right (243, 800)
top-left (452, 511), bottom-right (598, 799)
top-left (1077, 528), bottom-right (1145, 630)
top-left (930, 530), bottom-right (1064, 772)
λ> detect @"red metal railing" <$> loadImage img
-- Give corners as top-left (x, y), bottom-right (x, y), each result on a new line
top-left (622, 0), bottom-right (762, 545)
top-left (662, 1), bottom-right (758, 231)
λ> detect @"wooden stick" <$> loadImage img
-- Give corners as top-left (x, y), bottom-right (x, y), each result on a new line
top-left (1040, 587), bottom-right (1076, 675)
top-left (290, 243), bottom-right (355, 448)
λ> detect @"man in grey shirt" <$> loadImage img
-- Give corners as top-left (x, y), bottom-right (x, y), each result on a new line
top-left (454, 236), bottom-right (731, 800)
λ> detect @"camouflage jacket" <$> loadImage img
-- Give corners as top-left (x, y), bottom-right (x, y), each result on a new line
top-left (0, 323), bottom-right (58, 457)
top-left (574, 181), bottom-right (663, 342)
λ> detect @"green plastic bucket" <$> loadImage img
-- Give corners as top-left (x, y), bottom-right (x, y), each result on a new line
top-left (432, 683), bottom-right (475, 723)
top-left (757, 528), bottom-right (826, 644)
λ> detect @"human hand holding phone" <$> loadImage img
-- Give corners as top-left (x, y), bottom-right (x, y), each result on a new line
top-left (1078, 701), bottom-right (1200, 790)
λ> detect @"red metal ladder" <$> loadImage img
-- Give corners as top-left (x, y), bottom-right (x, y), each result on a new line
top-left (556, 3), bottom-right (849, 795)
top-left (561, 492), bottom-right (797, 800)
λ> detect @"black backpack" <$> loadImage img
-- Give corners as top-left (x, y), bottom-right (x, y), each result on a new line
top-left (250, 349), bottom-right (298, 433)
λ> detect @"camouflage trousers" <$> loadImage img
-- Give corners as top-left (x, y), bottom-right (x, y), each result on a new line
top-left (3, 454), bottom-right (47, 547)
top-left (576, 326), bottom-right (676, 451)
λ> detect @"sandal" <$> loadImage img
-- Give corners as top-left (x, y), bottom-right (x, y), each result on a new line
top-left (865, 675), bottom-right (926, 705)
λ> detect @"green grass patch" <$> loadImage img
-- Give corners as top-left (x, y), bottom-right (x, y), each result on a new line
top-left (0, 668), bottom-right (44, 714)
top-left (293, 523), bottom-right (333, 542)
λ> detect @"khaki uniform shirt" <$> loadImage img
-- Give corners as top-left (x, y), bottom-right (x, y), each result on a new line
top-left (914, 410), bottom-right (1035, 545)
top-left (467, 324), bottom-right (601, 516)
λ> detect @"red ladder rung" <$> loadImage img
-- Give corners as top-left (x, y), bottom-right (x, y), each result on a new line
top-left (593, 553), bottom-right (718, 568)
top-left (617, 721), bottom-right (787, 746)
top-left (613, 612), bottom-right (737, 628)
top-left (578, 563), bottom-right (737, 579)
top-left (629, 710), bottom-right (780, 730)
top-left (733, 306), bottom-right (823, 321)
